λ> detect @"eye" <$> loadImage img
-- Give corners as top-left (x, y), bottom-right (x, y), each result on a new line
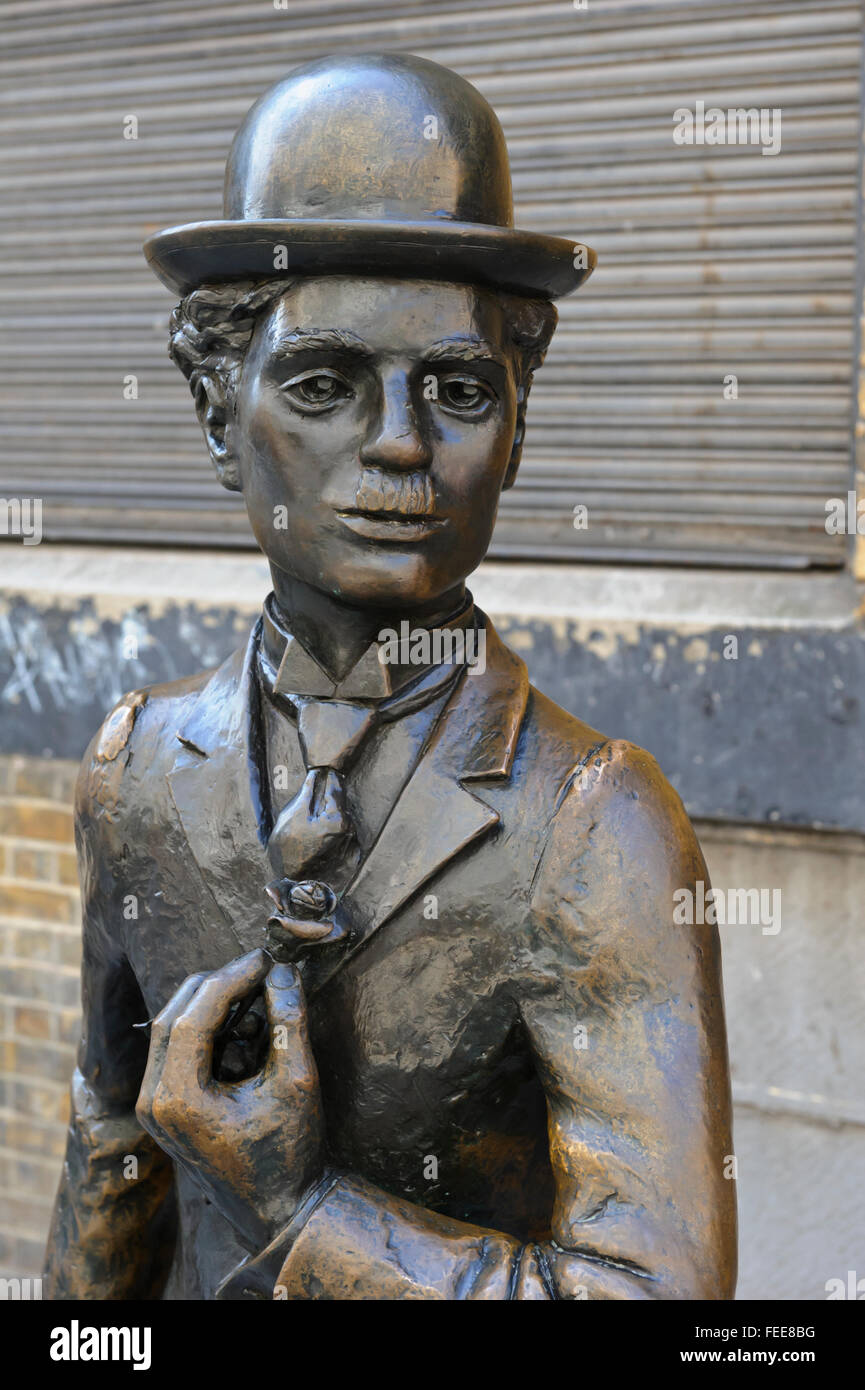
top-left (437, 374), bottom-right (493, 417)
top-left (280, 369), bottom-right (352, 413)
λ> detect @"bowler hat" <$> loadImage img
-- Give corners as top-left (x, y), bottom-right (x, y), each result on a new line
top-left (144, 53), bottom-right (595, 301)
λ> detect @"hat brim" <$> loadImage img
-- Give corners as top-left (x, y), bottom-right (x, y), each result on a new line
top-left (143, 219), bottom-right (595, 301)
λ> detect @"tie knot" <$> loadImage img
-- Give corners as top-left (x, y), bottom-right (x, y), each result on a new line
top-left (296, 699), bottom-right (375, 771)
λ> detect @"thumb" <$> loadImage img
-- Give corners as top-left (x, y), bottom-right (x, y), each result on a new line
top-left (264, 962), bottom-right (318, 1095)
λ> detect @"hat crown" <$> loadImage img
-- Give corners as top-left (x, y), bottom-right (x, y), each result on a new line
top-left (224, 53), bottom-right (514, 229)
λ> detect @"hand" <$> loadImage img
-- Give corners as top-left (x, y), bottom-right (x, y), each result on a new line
top-left (135, 949), bottom-right (324, 1251)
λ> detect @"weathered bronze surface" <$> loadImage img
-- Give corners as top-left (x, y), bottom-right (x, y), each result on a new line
top-left (44, 53), bottom-right (736, 1300)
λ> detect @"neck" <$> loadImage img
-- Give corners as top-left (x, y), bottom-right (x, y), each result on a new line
top-left (268, 566), bottom-right (467, 683)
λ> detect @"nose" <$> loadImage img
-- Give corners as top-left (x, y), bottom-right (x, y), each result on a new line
top-left (359, 368), bottom-right (432, 471)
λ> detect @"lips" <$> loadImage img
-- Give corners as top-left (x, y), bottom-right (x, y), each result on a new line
top-left (336, 508), bottom-right (446, 542)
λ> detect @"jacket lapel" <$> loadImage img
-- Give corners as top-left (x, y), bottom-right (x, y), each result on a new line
top-left (166, 622), bottom-right (282, 956)
top-left (316, 614), bottom-right (528, 991)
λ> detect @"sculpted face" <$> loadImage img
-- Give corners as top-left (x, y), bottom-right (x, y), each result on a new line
top-left (229, 277), bottom-right (520, 610)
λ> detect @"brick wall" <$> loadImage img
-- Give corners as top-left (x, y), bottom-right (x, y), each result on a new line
top-left (0, 754), bottom-right (81, 1280)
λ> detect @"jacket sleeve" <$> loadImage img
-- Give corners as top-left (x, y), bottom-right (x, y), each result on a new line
top-left (43, 693), bottom-right (177, 1300)
top-left (515, 739), bottom-right (737, 1299)
top-left (218, 738), bottom-right (736, 1301)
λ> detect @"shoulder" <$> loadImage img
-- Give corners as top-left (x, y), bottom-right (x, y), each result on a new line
top-left (74, 657), bottom-right (235, 832)
top-left (539, 720), bottom-right (700, 879)
top-left (521, 681), bottom-right (692, 841)
top-left (521, 688), bottom-right (706, 940)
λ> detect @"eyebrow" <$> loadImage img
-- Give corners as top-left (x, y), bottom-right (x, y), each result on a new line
top-left (423, 337), bottom-right (509, 368)
top-left (271, 328), bottom-right (375, 359)
top-left (270, 329), bottom-right (508, 369)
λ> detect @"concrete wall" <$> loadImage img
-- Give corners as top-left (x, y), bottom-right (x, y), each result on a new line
top-left (701, 822), bottom-right (865, 1300)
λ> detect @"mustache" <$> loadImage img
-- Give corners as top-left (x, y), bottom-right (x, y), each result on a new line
top-left (354, 468), bottom-right (436, 516)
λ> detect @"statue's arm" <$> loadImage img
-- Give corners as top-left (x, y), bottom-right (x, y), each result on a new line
top-left (515, 739), bottom-right (738, 1299)
top-left (219, 741), bottom-right (736, 1301)
top-left (44, 708), bottom-right (177, 1299)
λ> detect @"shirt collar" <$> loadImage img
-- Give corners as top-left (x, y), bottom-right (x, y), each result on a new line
top-left (259, 591), bottom-right (476, 702)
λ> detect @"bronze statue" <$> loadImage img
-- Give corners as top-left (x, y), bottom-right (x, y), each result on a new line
top-left (44, 53), bottom-right (736, 1300)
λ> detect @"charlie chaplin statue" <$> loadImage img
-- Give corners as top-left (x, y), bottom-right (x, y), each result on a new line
top-left (45, 53), bottom-right (736, 1300)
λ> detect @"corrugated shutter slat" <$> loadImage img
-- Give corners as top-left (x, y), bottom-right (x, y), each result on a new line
top-left (0, 0), bottom-right (859, 565)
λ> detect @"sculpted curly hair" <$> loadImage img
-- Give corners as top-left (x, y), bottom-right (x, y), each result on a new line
top-left (168, 278), bottom-right (292, 417)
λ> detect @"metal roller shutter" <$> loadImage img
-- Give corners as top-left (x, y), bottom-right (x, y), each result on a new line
top-left (0, 0), bottom-right (860, 566)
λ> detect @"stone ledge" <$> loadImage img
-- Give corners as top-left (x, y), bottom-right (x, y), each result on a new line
top-left (0, 543), bottom-right (859, 628)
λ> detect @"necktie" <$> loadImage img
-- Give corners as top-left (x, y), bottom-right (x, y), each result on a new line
top-left (258, 597), bottom-right (475, 960)
top-left (267, 697), bottom-right (374, 883)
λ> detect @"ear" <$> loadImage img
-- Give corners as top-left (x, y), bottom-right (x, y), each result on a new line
top-left (502, 379), bottom-right (532, 491)
top-left (193, 372), bottom-right (241, 492)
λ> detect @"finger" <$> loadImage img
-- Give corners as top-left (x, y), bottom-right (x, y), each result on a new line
top-left (138, 972), bottom-right (208, 1122)
top-left (162, 949), bottom-right (270, 1088)
top-left (263, 962), bottom-right (318, 1098)
top-left (151, 971), bottom-right (210, 1040)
